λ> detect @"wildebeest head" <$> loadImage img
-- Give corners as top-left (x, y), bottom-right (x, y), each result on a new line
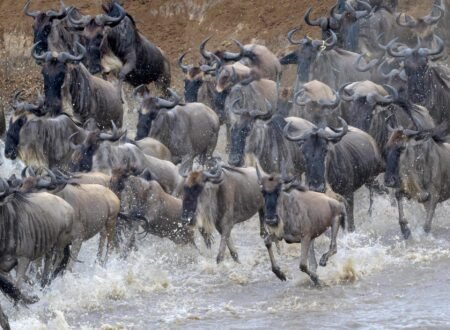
top-left (67, 3), bottom-right (126, 74)
top-left (284, 117), bottom-right (348, 193)
top-left (294, 80), bottom-right (341, 126)
top-left (303, 6), bottom-right (341, 40)
top-left (199, 35), bottom-right (244, 64)
top-left (181, 161), bottom-right (224, 225)
top-left (4, 91), bottom-right (44, 160)
top-left (32, 41), bottom-right (85, 114)
top-left (279, 29), bottom-right (337, 82)
top-left (228, 98), bottom-right (274, 167)
top-left (24, 0), bottom-right (68, 55)
top-left (255, 164), bottom-right (283, 226)
top-left (339, 81), bottom-right (397, 131)
top-left (69, 121), bottom-right (125, 172)
top-left (331, 0), bottom-right (372, 51)
top-left (178, 52), bottom-right (204, 102)
top-left (134, 87), bottom-right (180, 141)
top-left (384, 124), bottom-right (447, 190)
top-left (387, 35), bottom-right (444, 104)
top-left (396, 3), bottom-right (445, 38)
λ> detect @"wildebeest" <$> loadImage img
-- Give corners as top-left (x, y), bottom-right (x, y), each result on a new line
top-left (4, 92), bottom-right (86, 169)
top-left (69, 1), bottom-right (171, 94)
top-left (200, 36), bottom-right (281, 81)
top-left (339, 81), bottom-right (435, 153)
top-left (293, 80), bottom-right (341, 127)
top-left (181, 161), bottom-right (265, 263)
top-left (0, 178), bottom-right (74, 287)
top-left (256, 166), bottom-right (346, 284)
top-left (32, 41), bottom-right (123, 129)
top-left (387, 36), bottom-right (450, 125)
top-left (69, 126), bottom-right (182, 195)
top-left (228, 98), bottom-right (314, 178)
top-left (135, 137), bottom-right (172, 161)
top-left (24, 0), bottom-right (81, 54)
top-left (0, 107), bottom-right (5, 138)
top-left (134, 88), bottom-right (219, 173)
top-left (20, 170), bottom-right (120, 266)
top-left (279, 30), bottom-right (370, 91)
top-left (384, 125), bottom-right (450, 238)
top-left (111, 168), bottom-right (195, 246)
top-left (284, 118), bottom-right (384, 231)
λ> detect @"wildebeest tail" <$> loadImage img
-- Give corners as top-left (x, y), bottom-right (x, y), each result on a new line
top-left (52, 244), bottom-right (71, 280)
top-left (340, 204), bottom-right (347, 230)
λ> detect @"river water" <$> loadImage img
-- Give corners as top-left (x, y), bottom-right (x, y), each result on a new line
top-left (1, 136), bottom-right (450, 329)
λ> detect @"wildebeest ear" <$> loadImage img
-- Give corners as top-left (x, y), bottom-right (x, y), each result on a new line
top-left (133, 85), bottom-right (150, 103)
top-left (84, 118), bottom-right (98, 131)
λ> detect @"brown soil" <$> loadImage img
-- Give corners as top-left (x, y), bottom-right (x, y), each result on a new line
top-left (0, 0), bottom-right (436, 109)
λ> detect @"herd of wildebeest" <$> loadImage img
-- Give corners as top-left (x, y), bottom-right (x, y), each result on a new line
top-left (0, 0), bottom-right (449, 328)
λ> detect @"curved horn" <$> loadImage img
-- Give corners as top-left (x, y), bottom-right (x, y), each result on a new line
top-left (24, 0), bottom-right (40, 18)
top-left (377, 59), bottom-right (401, 79)
top-left (396, 12), bottom-right (417, 28)
top-left (354, 53), bottom-right (381, 72)
top-left (338, 82), bottom-right (356, 102)
top-left (133, 84), bottom-right (149, 100)
top-left (287, 28), bottom-right (304, 45)
top-left (423, 4), bottom-right (444, 25)
top-left (31, 41), bottom-right (50, 62)
top-left (403, 128), bottom-right (420, 137)
top-left (97, 3), bottom-right (126, 26)
top-left (318, 90), bottom-right (340, 109)
top-left (230, 98), bottom-right (247, 115)
top-left (155, 89), bottom-right (180, 109)
top-left (366, 85), bottom-right (397, 106)
top-left (21, 166), bottom-right (29, 179)
top-left (304, 7), bottom-right (324, 27)
top-left (324, 30), bottom-right (337, 49)
top-left (67, 7), bottom-right (91, 27)
top-left (47, 0), bottom-right (67, 20)
top-left (294, 88), bottom-right (310, 106)
top-left (387, 39), bottom-right (413, 58)
top-left (203, 160), bottom-right (223, 183)
top-left (331, 4), bottom-right (343, 21)
top-left (318, 117), bottom-right (348, 140)
top-left (68, 132), bottom-right (80, 150)
top-left (58, 42), bottom-right (86, 63)
top-left (222, 39), bottom-right (244, 61)
top-left (255, 163), bottom-right (262, 185)
top-left (418, 36), bottom-right (444, 57)
top-left (249, 99), bottom-right (273, 120)
top-left (178, 52), bottom-right (192, 74)
top-left (283, 121), bottom-right (310, 142)
top-left (355, 0), bottom-right (372, 19)
top-left (200, 36), bottom-right (214, 61)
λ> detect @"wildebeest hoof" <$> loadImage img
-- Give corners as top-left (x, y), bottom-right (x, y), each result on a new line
top-left (400, 224), bottom-right (411, 240)
top-left (21, 293), bottom-right (39, 305)
top-left (216, 255), bottom-right (224, 264)
top-left (417, 192), bottom-right (430, 203)
top-left (347, 225), bottom-right (355, 233)
top-left (423, 224), bottom-right (432, 234)
top-left (319, 255), bottom-right (328, 267)
top-left (311, 276), bottom-right (320, 286)
top-left (273, 267), bottom-right (287, 281)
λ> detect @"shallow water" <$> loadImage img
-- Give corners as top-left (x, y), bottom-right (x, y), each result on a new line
top-left (1, 130), bottom-right (450, 329)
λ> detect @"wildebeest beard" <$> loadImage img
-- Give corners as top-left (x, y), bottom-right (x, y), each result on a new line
top-left (4, 117), bottom-right (27, 160)
top-left (384, 145), bottom-right (402, 188)
top-left (406, 66), bottom-right (431, 105)
top-left (135, 112), bottom-right (158, 141)
top-left (184, 79), bottom-right (203, 102)
top-left (181, 185), bottom-right (204, 225)
top-left (229, 123), bottom-right (251, 167)
top-left (214, 90), bottom-right (228, 122)
top-left (70, 143), bottom-right (97, 172)
top-left (262, 189), bottom-right (280, 226)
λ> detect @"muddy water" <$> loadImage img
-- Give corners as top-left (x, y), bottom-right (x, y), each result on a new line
top-left (1, 130), bottom-right (450, 329)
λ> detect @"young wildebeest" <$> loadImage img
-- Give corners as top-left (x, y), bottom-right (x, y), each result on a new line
top-left (20, 170), bottom-right (120, 266)
top-left (384, 125), bottom-right (450, 238)
top-left (256, 166), bottom-right (346, 284)
top-left (134, 87), bottom-right (219, 173)
top-left (111, 168), bottom-right (195, 247)
top-left (284, 118), bottom-right (384, 231)
top-left (181, 161), bottom-right (265, 263)
top-left (69, 125), bottom-right (182, 195)
top-left (32, 41), bottom-right (123, 129)
top-left (0, 178), bottom-right (74, 288)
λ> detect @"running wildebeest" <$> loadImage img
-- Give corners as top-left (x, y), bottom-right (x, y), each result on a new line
top-left (256, 165), bottom-right (346, 284)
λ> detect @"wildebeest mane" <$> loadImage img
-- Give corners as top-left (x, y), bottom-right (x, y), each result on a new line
top-left (68, 64), bottom-right (94, 121)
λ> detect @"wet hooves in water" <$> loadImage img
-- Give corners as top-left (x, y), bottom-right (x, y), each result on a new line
top-left (273, 267), bottom-right (287, 281)
top-left (400, 224), bottom-right (411, 240)
top-left (319, 256), bottom-right (328, 267)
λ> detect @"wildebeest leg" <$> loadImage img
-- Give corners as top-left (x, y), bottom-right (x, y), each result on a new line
top-left (368, 184), bottom-right (374, 217)
top-left (423, 198), bottom-right (438, 234)
top-left (97, 229), bottom-right (107, 265)
top-left (199, 228), bottom-right (213, 249)
top-left (0, 304), bottom-right (10, 330)
top-left (264, 236), bottom-right (286, 281)
top-left (308, 239), bottom-right (317, 273)
top-left (118, 53), bottom-right (136, 82)
top-left (346, 194), bottom-right (355, 232)
top-left (104, 215), bottom-right (117, 264)
top-left (258, 209), bottom-right (266, 238)
top-left (15, 257), bottom-right (30, 289)
top-left (225, 122), bottom-right (231, 153)
top-left (68, 239), bottom-right (82, 271)
top-left (40, 251), bottom-right (54, 288)
top-left (299, 236), bottom-right (319, 285)
top-left (226, 236), bottom-right (240, 263)
top-left (395, 191), bottom-right (411, 239)
top-left (320, 215), bottom-right (340, 267)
